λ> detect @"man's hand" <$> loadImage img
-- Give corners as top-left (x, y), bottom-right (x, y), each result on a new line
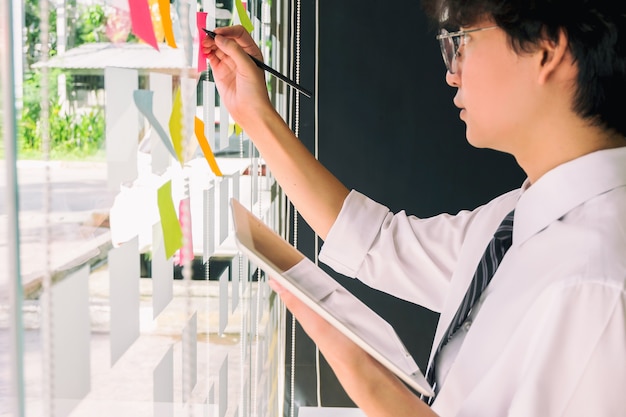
top-left (269, 279), bottom-right (438, 417)
top-left (200, 25), bottom-right (273, 130)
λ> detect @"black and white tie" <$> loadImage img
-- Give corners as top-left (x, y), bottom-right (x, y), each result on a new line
top-left (425, 210), bottom-right (515, 404)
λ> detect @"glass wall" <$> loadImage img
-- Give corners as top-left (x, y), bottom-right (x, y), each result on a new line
top-left (1, 0), bottom-right (293, 415)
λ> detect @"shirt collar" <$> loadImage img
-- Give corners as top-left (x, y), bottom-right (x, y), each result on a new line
top-left (514, 146), bottom-right (626, 246)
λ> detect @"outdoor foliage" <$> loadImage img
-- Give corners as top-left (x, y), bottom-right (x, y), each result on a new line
top-left (20, 0), bottom-right (107, 159)
top-left (18, 70), bottom-right (105, 159)
top-left (18, 105), bottom-right (106, 159)
top-left (51, 105), bottom-right (105, 156)
top-left (24, 0), bottom-right (58, 66)
top-left (24, 0), bottom-right (107, 65)
top-left (72, 3), bottom-right (107, 46)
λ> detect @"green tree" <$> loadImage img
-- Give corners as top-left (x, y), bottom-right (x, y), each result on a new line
top-left (24, 0), bottom-right (107, 66)
top-left (70, 3), bottom-right (107, 46)
top-left (18, 69), bottom-right (105, 159)
top-left (20, 0), bottom-right (107, 159)
top-left (24, 0), bottom-right (58, 66)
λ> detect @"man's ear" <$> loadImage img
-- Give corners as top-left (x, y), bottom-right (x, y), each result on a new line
top-left (537, 29), bottom-right (571, 84)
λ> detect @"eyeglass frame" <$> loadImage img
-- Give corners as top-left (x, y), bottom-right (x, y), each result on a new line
top-left (436, 26), bottom-right (498, 74)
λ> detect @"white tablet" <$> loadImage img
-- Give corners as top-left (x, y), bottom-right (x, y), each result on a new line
top-left (230, 198), bottom-right (434, 397)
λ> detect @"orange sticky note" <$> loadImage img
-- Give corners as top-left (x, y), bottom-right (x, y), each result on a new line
top-left (194, 116), bottom-right (223, 176)
top-left (157, 180), bottom-right (183, 259)
top-left (128, 0), bottom-right (159, 50)
top-left (158, 0), bottom-right (176, 47)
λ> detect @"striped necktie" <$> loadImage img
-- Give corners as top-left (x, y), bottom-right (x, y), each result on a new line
top-left (425, 210), bottom-right (515, 403)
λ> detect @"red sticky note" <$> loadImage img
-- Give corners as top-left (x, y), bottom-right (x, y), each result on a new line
top-left (128, 0), bottom-right (159, 50)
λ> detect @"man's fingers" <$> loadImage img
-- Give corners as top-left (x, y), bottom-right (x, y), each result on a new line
top-left (213, 25), bottom-right (247, 38)
top-left (214, 25), bottom-right (264, 61)
top-left (214, 34), bottom-right (261, 75)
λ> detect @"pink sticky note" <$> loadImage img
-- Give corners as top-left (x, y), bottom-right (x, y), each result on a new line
top-left (128, 0), bottom-right (159, 50)
top-left (196, 12), bottom-right (208, 73)
top-left (175, 197), bottom-right (194, 266)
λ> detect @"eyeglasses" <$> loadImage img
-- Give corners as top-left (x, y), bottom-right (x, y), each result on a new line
top-left (436, 26), bottom-right (497, 74)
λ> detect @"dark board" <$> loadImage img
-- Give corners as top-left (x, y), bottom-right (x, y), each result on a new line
top-left (282, 0), bottom-right (526, 411)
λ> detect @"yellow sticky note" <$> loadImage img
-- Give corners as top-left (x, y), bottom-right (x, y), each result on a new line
top-left (169, 87), bottom-right (184, 164)
top-left (194, 117), bottom-right (223, 176)
top-left (235, 0), bottom-right (254, 33)
top-left (157, 180), bottom-right (184, 260)
top-left (228, 122), bottom-right (243, 137)
top-left (148, 0), bottom-right (164, 43)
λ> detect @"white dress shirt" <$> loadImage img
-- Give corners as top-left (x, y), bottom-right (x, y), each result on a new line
top-left (319, 146), bottom-right (626, 417)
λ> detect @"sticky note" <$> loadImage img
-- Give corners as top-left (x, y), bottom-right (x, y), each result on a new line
top-left (133, 89), bottom-right (178, 160)
top-left (128, 0), bottom-right (159, 50)
top-left (175, 0), bottom-right (193, 65)
top-left (196, 12), bottom-right (208, 73)
top-left (176, 197), bottom-right (194, 266)
top-left (169, 88), bottom-right (185, 164)
top-left (158, 0), bottom-right (177, 47)
top-left (194, 116), bottom-right (223, 176)
top-left (148, 0), bottom-right (164, 42)
top-left (228, 122), bottom-right (243, 137)
top-left (235, 0), bottom-right (254, 33)
top-left (157, 180), bottom-right (183, 259)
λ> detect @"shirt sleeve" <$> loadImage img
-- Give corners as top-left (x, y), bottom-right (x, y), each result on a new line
top-left (507, 280), bottom-right (626, 417)
top-left (319, 190), bottom-right (480, 311)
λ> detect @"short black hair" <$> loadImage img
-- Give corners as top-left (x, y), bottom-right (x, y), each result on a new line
top-left (422, 0), bottom-right (626, 139)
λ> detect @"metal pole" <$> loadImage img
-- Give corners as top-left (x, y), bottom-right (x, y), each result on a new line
top-left (1, 0), bottom-right (26, 415)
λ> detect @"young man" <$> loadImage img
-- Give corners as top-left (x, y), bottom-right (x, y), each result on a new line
top-left (202, 0), bottom-right (626, 415)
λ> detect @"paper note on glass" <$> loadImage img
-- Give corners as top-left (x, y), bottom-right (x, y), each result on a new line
top-left (194, 117), bottom-right (223, 176)
top-left (133, 89), bottom-right (177, 160)
top-left (196, 12), bottom-right (208, 73)
top-left (169, 88), bottom-right (185, 163)
top-left (235, 0), bottom-right (254, 33)
top-left (158, 0), bottom-right (176, 47)
top-left (128, 0), bottom-right (159, 50)
top-left (157, 180), bottom-right (183, 259)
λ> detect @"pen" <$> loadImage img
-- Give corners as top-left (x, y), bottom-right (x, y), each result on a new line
top-left (203, 28), bottom-right (313, 98)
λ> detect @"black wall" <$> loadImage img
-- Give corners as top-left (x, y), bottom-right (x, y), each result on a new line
top-left (283, 0), bottom-right (525, 411)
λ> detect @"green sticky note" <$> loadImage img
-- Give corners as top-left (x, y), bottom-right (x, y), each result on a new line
top-left (157, 180), bottom-right (183, 259)
top-left (235, 0), bottom-right (254, 33)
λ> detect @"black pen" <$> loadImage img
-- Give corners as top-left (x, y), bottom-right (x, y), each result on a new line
top-left (203, 28), bottom-right (312, 98)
